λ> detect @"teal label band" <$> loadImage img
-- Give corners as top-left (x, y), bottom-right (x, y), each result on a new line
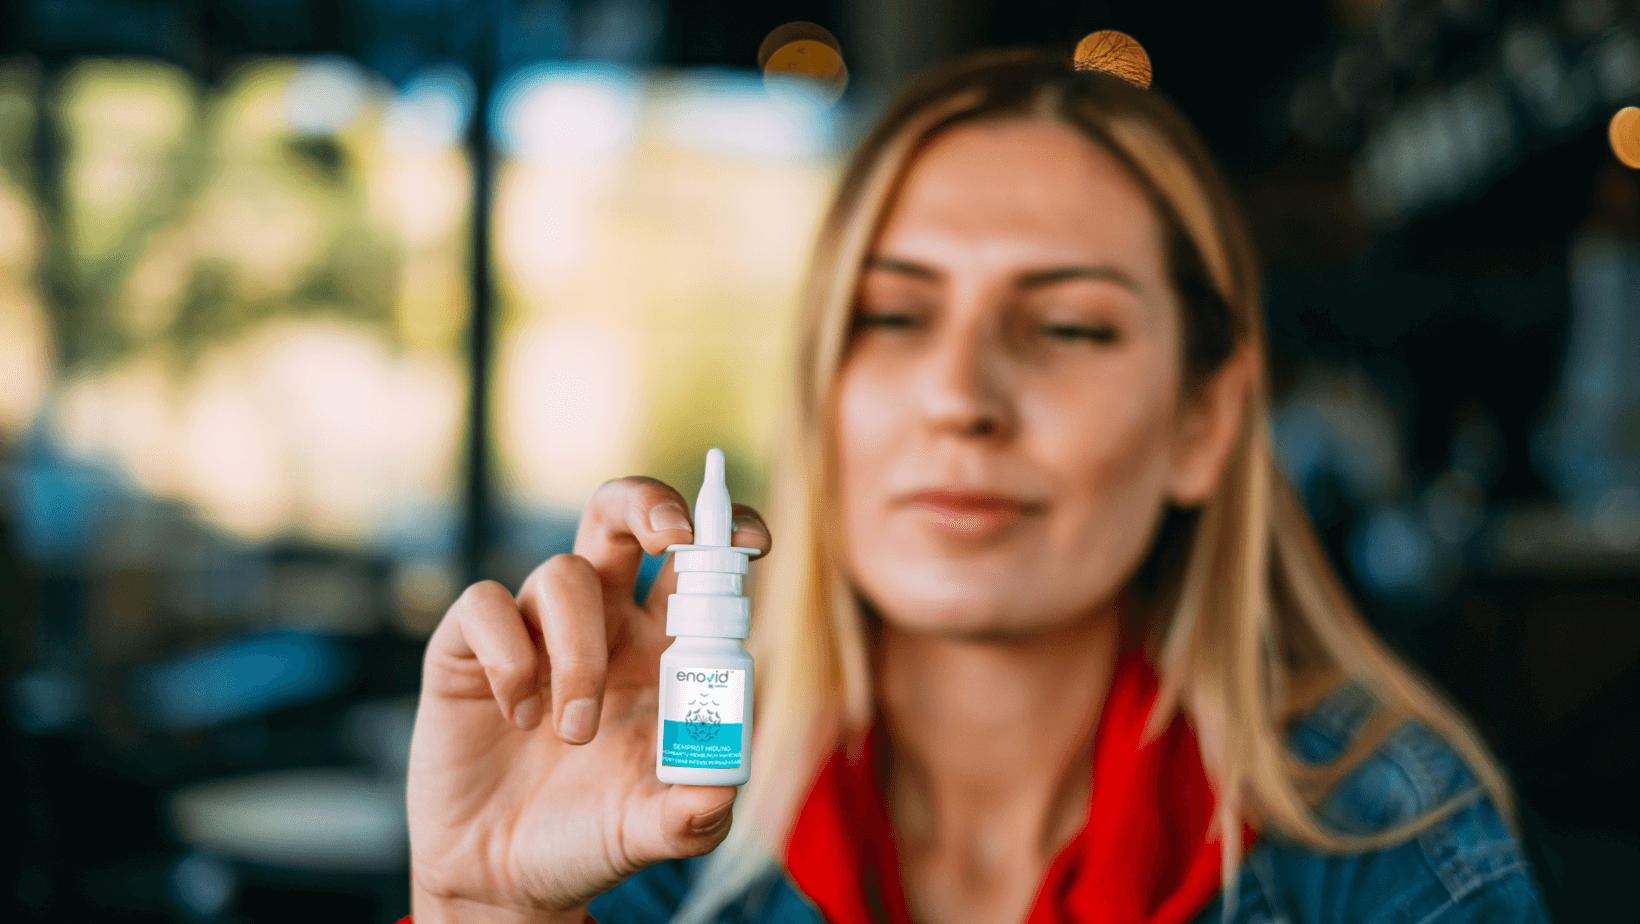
top-left (661, 720), bottom-right (744, 768)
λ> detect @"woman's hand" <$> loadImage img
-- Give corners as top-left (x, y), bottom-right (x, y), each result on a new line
top-left (406, 476), bottom-right (772, 924)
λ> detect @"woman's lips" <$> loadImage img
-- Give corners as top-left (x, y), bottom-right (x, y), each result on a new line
top-left (905, 490), bottom-right (1037, 534)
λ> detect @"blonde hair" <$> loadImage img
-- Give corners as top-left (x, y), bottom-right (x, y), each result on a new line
top-left (675, 46), bottom-right (1516, 923)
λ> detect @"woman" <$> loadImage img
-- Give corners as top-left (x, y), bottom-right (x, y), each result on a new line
top-left (403, 48), bottom-right (1550, 924)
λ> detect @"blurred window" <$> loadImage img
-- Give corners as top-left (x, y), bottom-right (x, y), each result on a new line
top-left (489, 64), bottom-right (840, 570)
top-left (4, 56), bottom-right (470, 559)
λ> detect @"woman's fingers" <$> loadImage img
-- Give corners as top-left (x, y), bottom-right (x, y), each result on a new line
top-left (573, 477), bottom-right (697, 606)
top-left (639, 501), bottom-right (775, 608)
top-left (729, 503), bottom-right (773, 558)
top-left (620, 785), bottom-right (739, 869)
top-left (436, 478), bottom-right (775, 744)
top-left (441, 581), bottom-right (546, 730)
top-left (517, 554), bottom-right (609, 745)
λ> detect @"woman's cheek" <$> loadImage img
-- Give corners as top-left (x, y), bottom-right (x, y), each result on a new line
top-left (834, 365), bottom-right (903, 466)
top-left (1032, 370), bottom-right (1177, 572)
top-left (833, 366), bottom-right (900, 542)
top-left (1032, 371), bottom-right (1166, 471)
top-left (834, 367), bottom-right (907, 607)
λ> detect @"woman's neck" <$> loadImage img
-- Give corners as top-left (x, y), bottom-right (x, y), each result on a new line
top-left (875, 604), bottom-right (1122, 924)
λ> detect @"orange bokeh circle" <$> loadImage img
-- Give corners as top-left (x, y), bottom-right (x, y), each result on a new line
top-left (759, 22), bottom-right (848, 107)
top-left (757, 22), bottom-right (842, 70)
top-left (1611, 107), bottom-right (1640, 169)
top-left (1073, 30), bottom-right (1153, 89)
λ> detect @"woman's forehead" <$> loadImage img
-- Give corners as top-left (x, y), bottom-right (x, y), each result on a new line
top-left (873, 118), bottom-right (1163, 273)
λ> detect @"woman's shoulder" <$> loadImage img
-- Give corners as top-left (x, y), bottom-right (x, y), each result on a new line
top-left (1285, 679), bottom-right (1482, 834)
top-left (1207, 681), bottom-right (1551, 923)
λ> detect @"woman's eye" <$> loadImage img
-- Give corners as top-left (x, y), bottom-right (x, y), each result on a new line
top-left (852, 311), bottom-right (921, 330)
top-left (1041, 322), bottom-right (1118, 344)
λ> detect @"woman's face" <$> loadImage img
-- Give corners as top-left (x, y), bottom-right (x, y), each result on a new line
top-left (832, 117), bottom-right (1238, 639)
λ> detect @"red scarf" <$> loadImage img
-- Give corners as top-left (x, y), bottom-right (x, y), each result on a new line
top-left (783, 647), bottom-right (1258, 924)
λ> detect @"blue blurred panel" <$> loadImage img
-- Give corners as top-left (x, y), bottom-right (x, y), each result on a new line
top-left (131, 630), bottom-right (356, 731)
top-left (1538, 233), bottom-right (1640, 523)
top-left (7, 457), bottom-right (114, 564)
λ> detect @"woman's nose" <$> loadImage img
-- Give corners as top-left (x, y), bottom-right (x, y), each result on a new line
top-left (916, 321), bottom-right (1014, 440)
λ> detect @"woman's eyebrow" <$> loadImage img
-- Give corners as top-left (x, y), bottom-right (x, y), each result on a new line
top-left (1014, 265), bottom-right (1141, 294)
top-left (862, 256), bottom-right (1142, 295)
top-left (862, 255), bottom-right (940, 280)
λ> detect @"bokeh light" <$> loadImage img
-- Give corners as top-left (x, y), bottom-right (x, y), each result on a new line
top-left (1612, 106), bottom-right (1640, 168)
top-left (490, 67), bottom-right (835, 523)
top-left (1073, 30), bottom-right (1153, 89)
top-left (0, 171), bottom-right (50, 438)
top-left (497, 319), bottom-right (643, 510)
top-left (492, 63), bottom-right (641, 161)
top-left (381, 65), bottom-right (474, 153)
top-left (656, 70), bottom-right (838, 158)
top-left (168, 769), bottom-right (406, 872)
top-left (284, 56), bottom-right (371, 135)
top-left (0, 288), bottom-right (51, 438)
top-left (58, 60), bottom-right (194, 266)
top-left (758, 22), bottom-right (848, 108)
top-left (756, 21), bottom-right (842, 67)
top-left (30, 55), bottom-right (470, 549)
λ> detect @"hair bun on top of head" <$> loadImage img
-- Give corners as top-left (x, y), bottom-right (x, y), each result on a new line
top-left (1072, 30), bottom-right (1153, 89)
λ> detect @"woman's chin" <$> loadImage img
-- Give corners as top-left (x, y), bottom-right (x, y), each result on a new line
top-left (857, 567), bottom-right (1123, 642)
top-left (869, 591), bottom-right (1056, 641)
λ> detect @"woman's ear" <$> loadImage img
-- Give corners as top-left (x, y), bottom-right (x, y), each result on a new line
top-left (1166, 343), bottom-right (1256, 507)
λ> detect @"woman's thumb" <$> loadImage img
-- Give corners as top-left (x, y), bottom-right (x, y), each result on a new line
top-left (630, 785), bottom-right (738, 867)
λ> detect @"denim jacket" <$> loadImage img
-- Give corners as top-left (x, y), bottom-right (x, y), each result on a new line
top-left (591, 683), bottom-right (1551, 924)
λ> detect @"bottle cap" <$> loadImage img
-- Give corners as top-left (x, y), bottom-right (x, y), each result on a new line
top-left (665, 448), bottom-right (757, 638)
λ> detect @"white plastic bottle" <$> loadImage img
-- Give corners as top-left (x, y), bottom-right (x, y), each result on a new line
top-left (656, 448), bottom-right (756, 786)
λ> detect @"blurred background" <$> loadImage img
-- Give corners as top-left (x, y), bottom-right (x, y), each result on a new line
top-left (0, 0), bottom-right (1636, 920)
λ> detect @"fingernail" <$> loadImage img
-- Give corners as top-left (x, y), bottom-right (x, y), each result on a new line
top-left (514, 694), bottom-right (543, 731)
top-left (560, 697), bottom-right (598, 744)
top-left (731, 515), bottom-right (769, 540)
top-left (649, 503), bottom-right (692, 534)
top-left (689, 803), bottom-right (733, 835)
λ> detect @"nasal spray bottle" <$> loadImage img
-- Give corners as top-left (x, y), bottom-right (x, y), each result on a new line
top-left (656, 448), bottom-right (755, 785)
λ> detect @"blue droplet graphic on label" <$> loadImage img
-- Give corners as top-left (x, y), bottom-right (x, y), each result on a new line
top-left (683, 697), bottom-right (722, 741)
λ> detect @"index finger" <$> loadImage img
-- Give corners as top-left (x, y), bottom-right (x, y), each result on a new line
top-left (573, 476), bottom-right (697, 606)
top-left (637, 501), bottom-right (774, 609)
top-left (729, 503), bottom-right (773, 561)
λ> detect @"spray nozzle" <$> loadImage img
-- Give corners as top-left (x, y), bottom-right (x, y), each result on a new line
top-left (692, 447), bottom-right (732, 548)
top-left (664, 448), bottom-right (756, 638)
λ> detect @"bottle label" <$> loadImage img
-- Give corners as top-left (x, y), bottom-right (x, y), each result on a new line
top-left (660, 667), bottom-right (745, 769)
